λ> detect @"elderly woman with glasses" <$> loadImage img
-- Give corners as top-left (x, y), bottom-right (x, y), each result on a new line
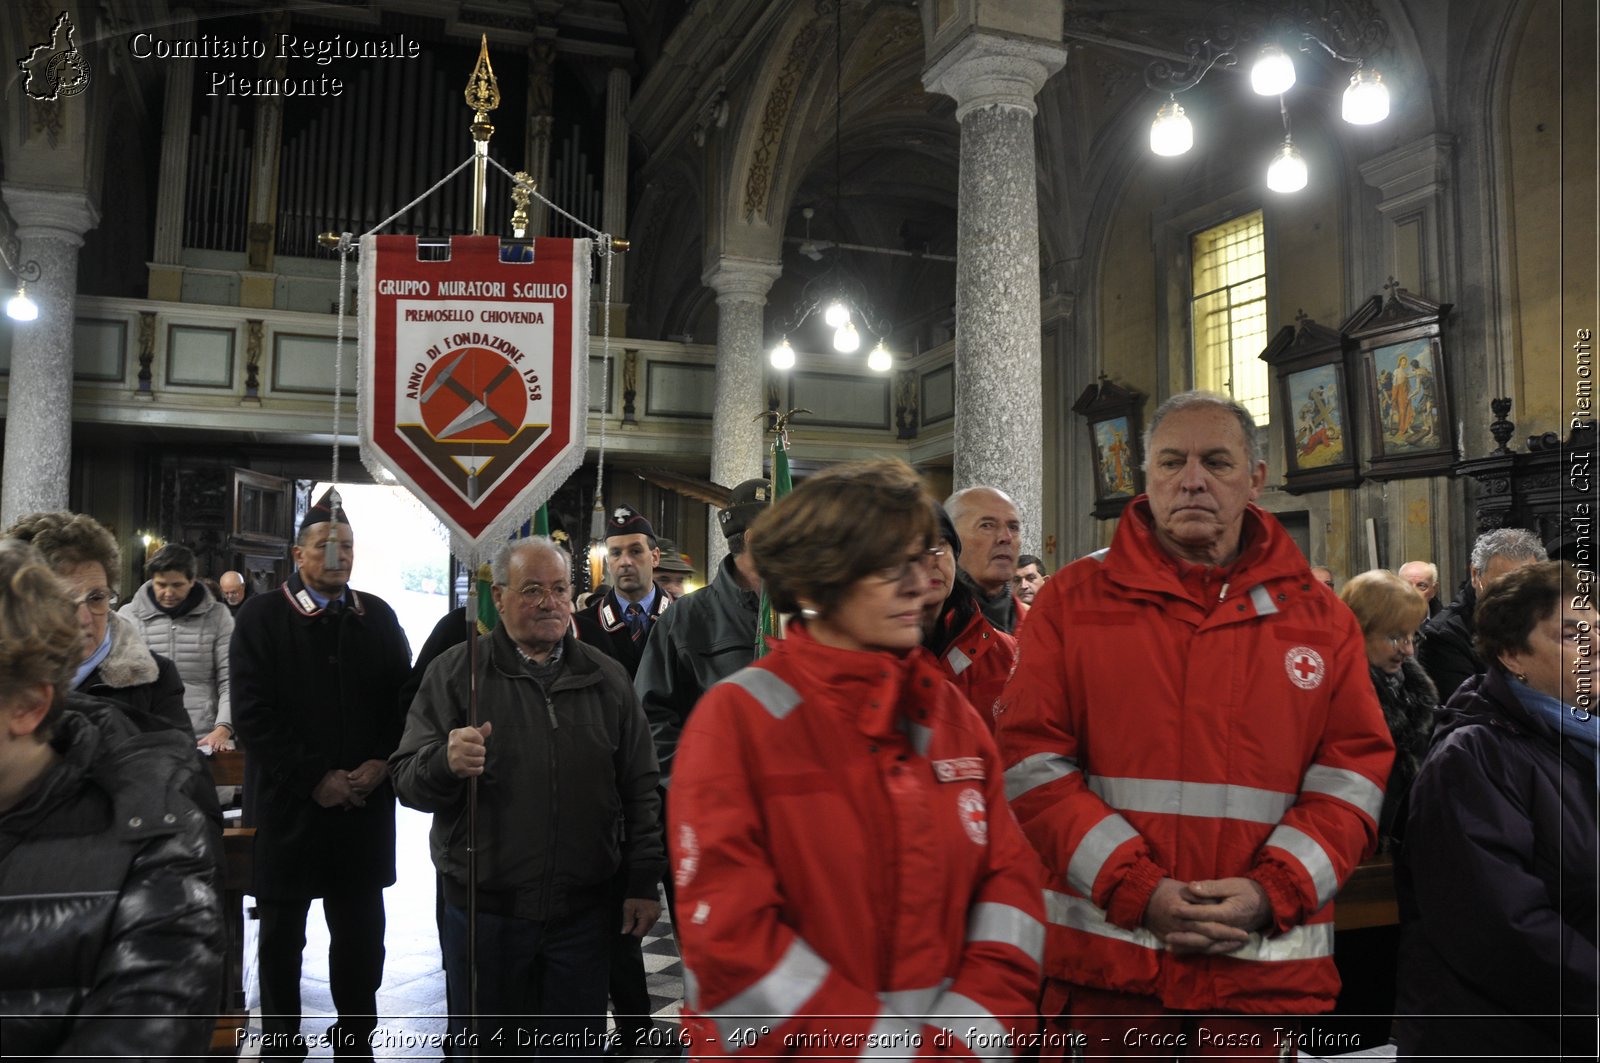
top-left (669, 460), bottom-right (1044, 1059)
top-left (2, 512), bottom-right (187, 736)
top-left (1339, 569), bottom-right (1438, 845)
top-left (1393, 562), bottom-right (1597, 1058)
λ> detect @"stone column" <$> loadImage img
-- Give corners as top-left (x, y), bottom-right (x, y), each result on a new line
top-left (602, 65), bottom-right (631, 312)
top-left (702, 256), bottom-right (781, 569)
top-left (924, 34), bottom-right (1065, 552)
top-left (1, 186), bottom-right (99, 526)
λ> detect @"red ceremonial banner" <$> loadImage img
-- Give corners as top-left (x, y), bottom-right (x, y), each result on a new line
top-left (359, 235), bottom-right (590, 553)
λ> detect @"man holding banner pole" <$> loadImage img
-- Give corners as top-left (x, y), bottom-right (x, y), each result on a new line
top-left (392, 536), bottom-right (664, 1057)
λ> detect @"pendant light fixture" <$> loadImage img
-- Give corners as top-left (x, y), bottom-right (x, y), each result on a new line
top-left (0, 237), bottom-right (41, 322)
top-left (1265, 97), bottom-right (1308, 194)
top-left (768, 2), bottom-right (893, 373)
top-left (1149, 96), bottom-right (1193, 156)
top-left (1342, 67), bottom-right (1390, 124)
top-left (1249, 43), bottom-right (1296, 96)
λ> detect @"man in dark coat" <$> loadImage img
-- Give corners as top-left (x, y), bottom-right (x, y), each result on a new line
top-left (1418, 528), bottom-right (1546, 702)
top-left (574, 506), bottom-right (671, 678)
top-left (572, 505), bottom-right (670, 1055)
top-left (635, 479), bottom-right (769, 790)
top-left (232, 490), bottom-right (411, 1062)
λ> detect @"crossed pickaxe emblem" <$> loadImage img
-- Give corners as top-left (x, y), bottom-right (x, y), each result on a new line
top-left (421, 350), bottom-right (521, 438)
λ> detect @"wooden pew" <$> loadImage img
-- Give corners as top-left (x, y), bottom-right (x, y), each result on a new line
top-left (208, 749), bottom-right (254, 1057)
top-left (1334, 851), bottom-right (1400, 931)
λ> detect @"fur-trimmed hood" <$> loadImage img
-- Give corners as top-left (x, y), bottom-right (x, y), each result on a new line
top-left (92, 611), bottom-right (162, 690)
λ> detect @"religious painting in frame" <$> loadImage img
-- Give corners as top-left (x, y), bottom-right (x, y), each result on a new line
top-left (1260, 314), bottom-right (1361, 493)
top-left (1072, 376), bottom-right (1145, 520)
top-left (1342, 284), bottom-right (1455, 481)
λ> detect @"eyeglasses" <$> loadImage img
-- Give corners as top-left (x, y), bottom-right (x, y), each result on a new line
top-left (875, 547), bottom-right (946, 585)
top-left (503, 583), bottom-right (572, 607)
top-left (73, 589), bottom-right (119, 614)
top-left (1385, 631), bottom-right (1420, 649)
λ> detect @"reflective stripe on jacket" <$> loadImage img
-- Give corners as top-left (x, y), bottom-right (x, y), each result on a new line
top-left (670, 625), bottom-right (1044, 1058)
top-left (996, 499), bottom-right (1393, 1013)
top-left (937, 608), bottom-right (1018, 732)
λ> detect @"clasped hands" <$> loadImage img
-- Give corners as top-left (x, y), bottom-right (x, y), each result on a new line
top-left (441, 722), bottom-right (661, 940)
top-left (312, 759), bottom-right (389, 810)
top-left (1143, 877), bottom-right (1271, 955)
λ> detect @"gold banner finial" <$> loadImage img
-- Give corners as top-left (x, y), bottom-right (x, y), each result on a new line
top-left (465, 35), bottom-right (501, 119)
top-left (510, 171), bottom-right (533, 236)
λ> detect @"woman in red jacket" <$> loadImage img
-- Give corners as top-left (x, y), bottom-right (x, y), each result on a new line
top-left (922, 503), bottom-right (1018, 731)
top-left (669, 459), bottom-right (1044, 1059)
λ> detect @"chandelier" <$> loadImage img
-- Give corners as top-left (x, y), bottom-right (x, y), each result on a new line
top-left (767, 0), bottom-right (893, 374)
top-left (1141, 2), bottom-right (1392, 193)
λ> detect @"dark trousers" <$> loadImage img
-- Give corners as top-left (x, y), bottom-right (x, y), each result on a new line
top-left (258, 890), bottom-right (387, 1061)
top-left (443, 901), bottom-right (612, 1060)
top-left (608, 921), bottom-right (653, 1048)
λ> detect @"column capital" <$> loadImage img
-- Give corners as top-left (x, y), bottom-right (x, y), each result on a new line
top-left (1358, 133), bottom-right (1455, 211)
top-left (922, 33), bottom-right (1067, 121)
top-left (1, 184), bottom-right (99, 247)
top-left (702, 256), bottom-right (782, 304)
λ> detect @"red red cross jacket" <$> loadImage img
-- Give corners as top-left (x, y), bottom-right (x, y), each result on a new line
top-left (934, 607), bottom-right (1018, 732)
top-left (995, 499), bottom-right (1393, 1014)
top-left (669, 625), bottom-right (1045, 1058)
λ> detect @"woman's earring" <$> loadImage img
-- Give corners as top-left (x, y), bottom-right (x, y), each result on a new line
top-left (799, 604), bottom-right (820, 619)
top-left (1514, 671), bottom-right (1528, 683)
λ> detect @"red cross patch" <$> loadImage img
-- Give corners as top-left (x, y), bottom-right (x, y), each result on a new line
top-left (1285, 646), bottom-right (1326, 690)
top-left (957, 787), bottom-right (988, 846)
top-left (674, 823), bottom-right (700, 888)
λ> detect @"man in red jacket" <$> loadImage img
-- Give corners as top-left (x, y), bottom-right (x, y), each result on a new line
top-left (997, 391), bottom-right (1394, 1056)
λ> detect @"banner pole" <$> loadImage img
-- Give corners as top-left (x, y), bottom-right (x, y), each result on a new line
top-left (465, 554), bottom-right (482, 1059)
top-left (462, 40), bottom-right (499, 1058)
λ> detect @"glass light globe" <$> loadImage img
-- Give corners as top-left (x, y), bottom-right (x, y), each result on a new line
top-left (1150, 98), bottom-right (1193, 156)
top-left (769, 337), bottom-right (796, 369)
top-left (832, 320), bottom-right (861, 353)
top-left (867, 342), bottom-right (892, 372)
top-left (6, 286), bottom-right (38, 322)
top-left (1250, 43), bottom-right (1296, 96)
top-left (1342, 68), bottom-right (1390, 125)
top-left (1266, 139), bottom-right (1308, 193)
top-left (823, 300), bottom-right (850, 328)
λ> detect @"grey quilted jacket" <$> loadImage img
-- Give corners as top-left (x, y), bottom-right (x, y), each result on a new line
top-left (120, 582), bottom-right (234, 738)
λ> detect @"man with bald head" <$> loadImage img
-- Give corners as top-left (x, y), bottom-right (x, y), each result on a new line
top-left (1398, 560), bottom-right (1441, 618)
top-left (945, 485), bottom-right (1028, 634)
top-left (219, 570), bottom-right (248, 613)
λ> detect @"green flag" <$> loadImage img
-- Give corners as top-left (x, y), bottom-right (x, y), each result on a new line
top-left (755, 440), bottom-right (793, 658)
top-left (474, 507), bottom-right (546, 635)
top-left (475, 561), bottom-right (498, 635)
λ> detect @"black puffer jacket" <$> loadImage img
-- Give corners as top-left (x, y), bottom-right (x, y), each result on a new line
top-left (1393, 667), bottom-right (1599, 1058)
top-left (0, 696), bottom-right (224, 1059)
